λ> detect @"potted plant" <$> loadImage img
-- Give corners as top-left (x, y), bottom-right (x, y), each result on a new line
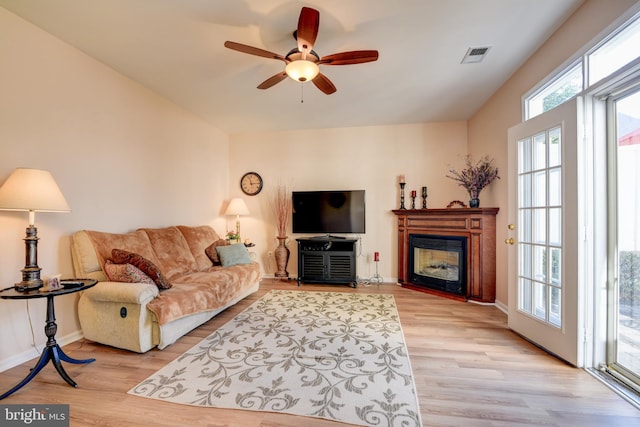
top-left (271, 184), bottom-right (292, 278)
top-left (226, 231), bottom-right (241, 244)
top-left (446, 155), bottom-right (500, 208)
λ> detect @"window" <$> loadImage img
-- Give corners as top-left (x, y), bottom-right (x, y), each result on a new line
top-left (525, 11), bottom-right (640, 120)
top-left (589, 17), bottom-right (640, 85)
top-left (526, 64), bottom-right (582, 119)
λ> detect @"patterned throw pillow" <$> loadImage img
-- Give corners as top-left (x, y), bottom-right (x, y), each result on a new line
top-left (216, 243), bottom-right (252, 267)
top-left (104, 260), bottom-right (155, 285)
top-left (205, 239), bottom-right (228, 265)
top-left (110, 249), bottom-right (172, 290)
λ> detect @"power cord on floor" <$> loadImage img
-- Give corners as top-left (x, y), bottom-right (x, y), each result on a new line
top-left (357, 274), bottom-right (384, 288)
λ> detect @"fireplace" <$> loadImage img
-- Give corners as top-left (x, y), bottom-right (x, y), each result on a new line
top-left (409, 234), bottom-right (466, 296)
top-left (393, 208), bottom-right (498, 302)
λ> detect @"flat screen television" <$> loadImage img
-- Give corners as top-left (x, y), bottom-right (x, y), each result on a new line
top-left (292, 190), bottom-right (365, 235)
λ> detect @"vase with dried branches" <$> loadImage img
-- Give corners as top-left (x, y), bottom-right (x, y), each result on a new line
top-left (271, 184), bottom-right (292, 279)
top-left (446, 155), bottom-right (500, 208)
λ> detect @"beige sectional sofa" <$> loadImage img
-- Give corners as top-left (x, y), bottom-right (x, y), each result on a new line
top-left (71, 225), bottom-right (260, 353)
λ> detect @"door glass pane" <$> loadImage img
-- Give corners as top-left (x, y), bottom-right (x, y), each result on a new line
top-left (519, 209), bottom-right (532, 242)
top-left (519, 174), bottom-right (532, 208)
top-left (614, 89), bottom-right (640, 378)
top-left (534, 281), bottom-right (547, 320)
top-left (533, 208), bottom-right (546, 244)
top-left (533, 171), bottom-right (547, 207)
top-left (533, 245), bottom-right (547, 282)
top-left (533, 132), bottom-right (547, 170)
top-left (549, 127), bottom-right (562, 167)
top-left (520, 243), bottom-right (532, 278)
top-left (517, 128), bottom-right (563, 329)
top-left (550, 248), bottom-right (562, 286)
top-left (550, 286), bottom-right (562, 327)
top-left (549, 168), bottom-right (562, 206)
top-left (519, 137), bottom-right (532, 172)
top-left (519, 277), bottom-right (532, 312)
top-left (549, 208), bottom-right (561, 246)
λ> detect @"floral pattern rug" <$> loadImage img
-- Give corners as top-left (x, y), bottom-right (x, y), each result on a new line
top-left (128, 290), bottom-right (422, 426)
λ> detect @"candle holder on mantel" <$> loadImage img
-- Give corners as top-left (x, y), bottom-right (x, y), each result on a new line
top-left (411, 190), bottom-right (417, 209)
top-left (422, 186), bottom-right (428, 209)
top-left (399, 182), bottom-right (406, 209)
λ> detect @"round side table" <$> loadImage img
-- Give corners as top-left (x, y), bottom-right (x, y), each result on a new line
top-left (0, 278), bottom-right (97, 400)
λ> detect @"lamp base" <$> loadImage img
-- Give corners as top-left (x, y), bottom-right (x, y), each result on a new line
top-left (14, 279), bottom-right (44, 292)
top-left (15, 225), bottom-right (43, 292)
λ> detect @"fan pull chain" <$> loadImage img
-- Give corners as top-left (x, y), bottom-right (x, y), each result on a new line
top-left (300, 83), bottom-right (304, 103)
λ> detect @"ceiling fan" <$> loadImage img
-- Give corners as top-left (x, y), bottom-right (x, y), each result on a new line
top-left (224, 7), bottom-right (379, 95)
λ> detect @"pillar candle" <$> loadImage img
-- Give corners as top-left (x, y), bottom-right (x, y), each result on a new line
top-left (422, 186), bottom-right (427, 197)
top-left (374, 251), bottom-right (380, 262)
top-left (399, 175), bottom-right (405, 184)
top-left (411, 190), bottom-right (416, 197)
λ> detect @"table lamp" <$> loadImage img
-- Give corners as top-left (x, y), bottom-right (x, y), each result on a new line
top-left (224, 198), bottom-right (249, 243)
top-left (0, 168), bottom-right (70, 291)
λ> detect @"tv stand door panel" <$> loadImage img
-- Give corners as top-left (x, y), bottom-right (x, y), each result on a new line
top-left (296, 238), bottom-right (357, 287)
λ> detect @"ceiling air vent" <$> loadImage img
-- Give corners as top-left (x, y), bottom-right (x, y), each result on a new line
top-left (461, 46), bottom-right (491, 64)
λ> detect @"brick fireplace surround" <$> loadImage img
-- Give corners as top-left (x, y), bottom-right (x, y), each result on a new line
top-left (393, 208), bottom-right (499, 303)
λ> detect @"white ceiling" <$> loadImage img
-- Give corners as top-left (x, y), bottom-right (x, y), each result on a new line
top-left (0, 0), bottom-right (584, 134)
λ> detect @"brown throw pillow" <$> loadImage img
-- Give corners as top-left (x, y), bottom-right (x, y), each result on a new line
top-left (104, 260), bottom-right (155, 285)
top-left (205, 239), bottom-right (228, 265)
top-left (110, 249), bottom-right (172, 290)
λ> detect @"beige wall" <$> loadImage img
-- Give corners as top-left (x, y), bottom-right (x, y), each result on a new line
top-left (0, 8), bottom-right (230, 369)
top-left (229, 123), bottom-right (468, 280)
top-left (468, 0), bottom-right (639, 305)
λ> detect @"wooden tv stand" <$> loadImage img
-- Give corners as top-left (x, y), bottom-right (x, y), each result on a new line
top-left (296, 237), bottom-right (358, 287)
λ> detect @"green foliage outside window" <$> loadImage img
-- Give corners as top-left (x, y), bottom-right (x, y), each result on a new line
top-left (619, 251), bottom-right (640, 305)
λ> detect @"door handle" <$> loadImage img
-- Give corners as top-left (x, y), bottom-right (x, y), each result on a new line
top-left (505, 238), bottom-right (515, 245)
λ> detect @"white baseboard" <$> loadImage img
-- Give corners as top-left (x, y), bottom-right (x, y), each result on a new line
top-left (494, 299), bottom-right (508, 314)
top-left (0, 330), bottom-right (85, 373)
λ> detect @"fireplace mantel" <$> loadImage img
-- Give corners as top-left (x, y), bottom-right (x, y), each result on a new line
top-left (393, 208), bottom-right (499, 303)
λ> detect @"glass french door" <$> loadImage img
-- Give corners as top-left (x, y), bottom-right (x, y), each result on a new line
top-left (608, 86), bottom-right (640, 385)
top-left (507, 98), bottom-right (582, 366)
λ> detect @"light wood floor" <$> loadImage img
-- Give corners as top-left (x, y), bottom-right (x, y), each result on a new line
top-left (1, 280), bottom-right (639, 426)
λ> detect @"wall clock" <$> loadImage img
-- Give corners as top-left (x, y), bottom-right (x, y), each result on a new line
top-left (240, 172), bottom-right (263, 196)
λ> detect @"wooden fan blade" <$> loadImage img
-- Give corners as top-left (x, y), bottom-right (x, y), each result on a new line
top-left (319, 50), bottom-right (379, 65)
top-left (297, 7), bottom-right (319, 57)
top-left (257, 71), bottom-right (288, 89)
top-left (312, 73), bottom-right (337, 95)
top-left (224, 41), bottom-right (287, 62)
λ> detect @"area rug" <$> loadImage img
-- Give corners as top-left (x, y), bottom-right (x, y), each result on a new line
top-left (128, 290), bottom-right (422, 426)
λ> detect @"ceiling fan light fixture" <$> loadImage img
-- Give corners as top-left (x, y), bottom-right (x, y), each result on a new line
top-left (285, 60), bottom-right (319, 82)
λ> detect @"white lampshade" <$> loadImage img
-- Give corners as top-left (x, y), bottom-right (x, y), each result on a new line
top-left (225, 198), bottom-right (250, 216)
top-left (0, 168), bottom-right (70, 214)
top-left (285, 60), bottom-right (320, 82)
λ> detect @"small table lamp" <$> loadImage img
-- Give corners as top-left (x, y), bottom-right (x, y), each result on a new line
top-left (224, 198), bottom-right (249, 243)
top-left (0, 168), bottom-right (70, 291)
